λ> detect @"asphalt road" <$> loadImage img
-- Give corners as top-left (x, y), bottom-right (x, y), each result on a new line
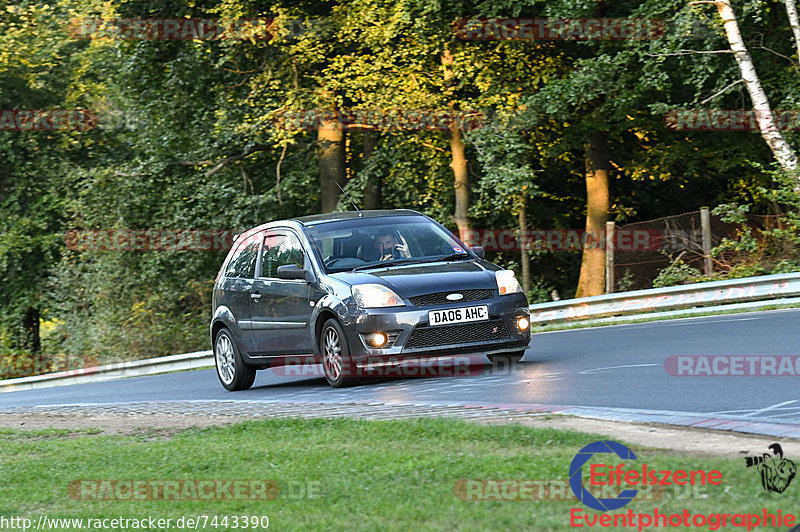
top-left (2, 309), bottom-right (799, 425)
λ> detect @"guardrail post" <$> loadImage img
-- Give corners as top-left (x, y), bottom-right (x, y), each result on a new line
top-left (701, 207), bottom-right (712, 276)
top-left (605, 221), bottom-right (615, 294)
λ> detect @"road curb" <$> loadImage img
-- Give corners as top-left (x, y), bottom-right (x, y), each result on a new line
top-left (3, 399), bottom-right (798, 439)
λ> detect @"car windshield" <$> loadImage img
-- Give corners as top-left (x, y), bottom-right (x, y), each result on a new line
top-left (304, 216), bottom-right (470, 273)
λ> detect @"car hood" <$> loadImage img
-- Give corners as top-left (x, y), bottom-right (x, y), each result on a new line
top-left (330, 260), bottom-right (498, 298)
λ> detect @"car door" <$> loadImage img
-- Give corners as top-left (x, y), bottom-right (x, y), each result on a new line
top-left (218, 233), bottom-right (261, 354)
top-left (249, 229), bottom-right (314, 357)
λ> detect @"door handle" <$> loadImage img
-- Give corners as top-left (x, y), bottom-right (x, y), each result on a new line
top-left (250, 292), bottom-right (262, 300)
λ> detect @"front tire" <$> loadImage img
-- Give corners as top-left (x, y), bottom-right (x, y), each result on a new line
top-left (487, 350), bottom-right (525, 367)
top-left (214, 328), bottom-right (256, 391)
top-left (320, 319), bottom-right (360, 388)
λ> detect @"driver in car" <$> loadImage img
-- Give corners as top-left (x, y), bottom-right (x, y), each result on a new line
top-left (364, 229), bottom-right (411, 261)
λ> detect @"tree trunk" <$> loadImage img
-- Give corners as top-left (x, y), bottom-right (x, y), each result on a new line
top-left (710, 0), bottom-right (799, 174)
top-left (442, 49), bottom-right (471, 238)
top-left (21, 306), bottom-right (42, 374)
top-left (362, 132), bottom-right (381, 210)
top-left (450, 125), bottom-right (471, 238)
top-left (318, 112), bottom-right (346, 213)
top-left (517, 200), bottom-right (531, 295)
top-left (22, 306), bottom-right (41, 353)
top-left (786, 0), bottom-right (800, 65)
top-left (575, 133), bottom-right (610, 298)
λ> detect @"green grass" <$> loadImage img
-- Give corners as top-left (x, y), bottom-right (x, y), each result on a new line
top-left (0, 418), bottom-right (796, 531)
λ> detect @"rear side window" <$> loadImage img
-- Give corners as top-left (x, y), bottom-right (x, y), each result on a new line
top-left (224, 236), bottom-right (260, 279)
top-left (261, 231), bottom-right (305, 278)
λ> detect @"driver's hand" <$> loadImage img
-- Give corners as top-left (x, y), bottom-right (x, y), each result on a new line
top-left (394, 242), bottom-right (410, 257)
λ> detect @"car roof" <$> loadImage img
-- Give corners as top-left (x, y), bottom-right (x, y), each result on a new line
top-left (292, 209), bottom-right (424, 226)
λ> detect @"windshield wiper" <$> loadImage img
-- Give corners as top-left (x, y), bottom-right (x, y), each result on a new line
top-left (422, 252), bottom-right (472, 263)
top-left (350, 253), bottom-right (471, 272)
top-left (350, 258), bottom-right (423, 272)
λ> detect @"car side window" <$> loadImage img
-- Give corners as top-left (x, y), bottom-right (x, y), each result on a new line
top-left (260, 231), bottom-right (305, 278)
top-left (224, 236), bottom-right (260, 279)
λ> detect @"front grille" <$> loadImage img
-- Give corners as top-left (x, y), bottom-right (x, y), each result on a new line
top-left (409, 289), bottom-right (494, 307)
top-left (405, 319), bottom-right (509, 349)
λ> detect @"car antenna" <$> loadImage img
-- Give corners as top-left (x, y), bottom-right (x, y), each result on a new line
top-left (336, 182), bottom-right (363, 217)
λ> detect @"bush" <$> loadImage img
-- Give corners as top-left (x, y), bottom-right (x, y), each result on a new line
top-left (652, 261), bottom-right (703, 288)
top-left (652, 167), bottom-right (800, 289)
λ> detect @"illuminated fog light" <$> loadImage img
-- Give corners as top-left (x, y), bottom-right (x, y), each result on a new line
top-left (516, 316), bottom-right (530, 331)
top-left (369, 332), bottom-right (388, 347)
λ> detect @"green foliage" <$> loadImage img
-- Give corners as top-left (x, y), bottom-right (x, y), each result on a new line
top-left (4, 0), bottom-right (800, 374)
top-left (616, 269), bottom-right (636, 292)
top-left (652, 260), bottom-right (703, 288)
top-left (710, 167), bottom-right (800, 277)
top-left (525, 278), bottom-right (555, 304)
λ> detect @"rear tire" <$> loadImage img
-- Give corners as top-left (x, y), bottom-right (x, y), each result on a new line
top-left (214, 328), bottom-right (256, 391)
top-left (487, 350), bottom-right (525, 366)
top-left (320, 319), bottom-right (360, 388)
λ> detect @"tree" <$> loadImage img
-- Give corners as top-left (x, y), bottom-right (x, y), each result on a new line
top-left (318, 106), bottom-right (346, 213)
top-left (0, 0), bottom-right (110, 375)
top-left (691, 0), bottom-right (799, 175)
top-left (575, 133), bottom-right (610, 297)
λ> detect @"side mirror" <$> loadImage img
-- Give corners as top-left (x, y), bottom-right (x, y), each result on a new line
top-left (470, 246), bottom-right (485, 259)
top-left (277, 264), bottom-right (312, 281)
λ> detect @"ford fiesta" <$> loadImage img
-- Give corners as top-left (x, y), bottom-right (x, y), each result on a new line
top-left (210, 210), bottom-right (531, 390)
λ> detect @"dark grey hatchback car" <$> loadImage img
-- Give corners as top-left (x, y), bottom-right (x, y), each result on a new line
top-left (210, 210), bottom-right (531, 390)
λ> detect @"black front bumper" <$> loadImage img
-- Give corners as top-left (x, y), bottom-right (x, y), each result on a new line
top-left (342, 293), bottom-right (531, 365)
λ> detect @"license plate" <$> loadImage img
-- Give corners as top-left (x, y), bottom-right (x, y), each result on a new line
top-left (428, 305), bottom-right (489, 326)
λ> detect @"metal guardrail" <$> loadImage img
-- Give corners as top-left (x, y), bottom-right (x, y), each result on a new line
top-left (528, 272), bottom-right (800, 324)
top-left (0, 350), bottom-right (213, 393)
top-left (3, 273), bottom-right (800, 392)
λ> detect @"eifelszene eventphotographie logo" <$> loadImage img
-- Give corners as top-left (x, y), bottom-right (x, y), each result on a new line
top-left (569, 441), bottom-right (640, 511)
top-left (744, 443), bottom-right (796, 494)
top-left (569, 440), bottom-right (722, 512)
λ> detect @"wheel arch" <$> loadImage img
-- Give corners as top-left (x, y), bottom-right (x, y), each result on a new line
top-left (313, 309), bottom-right (341, 356)
top-left (210, 305), bottom-right (239, 346)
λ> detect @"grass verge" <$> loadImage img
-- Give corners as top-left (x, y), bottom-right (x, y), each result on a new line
top-left (0, 418), bottom-right (796, 531)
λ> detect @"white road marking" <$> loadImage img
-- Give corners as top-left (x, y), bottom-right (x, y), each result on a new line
top-left (521, 373), bottom-right (562, 382)
top-left (660, 316), bottom-right (760, 327)
top-left (744, 400), bottom-right (798, 417)
top-left (756, 410), bottom-right (800, 419)
top-left (710, 406), bottom-right (800, 415)
top-left (579, 363), bottom-right (659, 375)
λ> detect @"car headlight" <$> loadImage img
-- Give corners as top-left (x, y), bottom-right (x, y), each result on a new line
top-left (352, 284), bottom-right (405, 308)
top-left (495, 270), bottom-right (522, 295)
